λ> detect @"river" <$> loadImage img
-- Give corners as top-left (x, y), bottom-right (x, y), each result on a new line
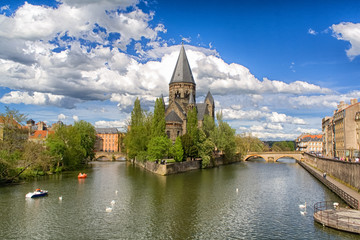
top-left (0, 158), bottom-right (358, 239)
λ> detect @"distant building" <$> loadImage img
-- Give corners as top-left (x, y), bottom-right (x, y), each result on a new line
top-left (28, 129), bottom-right (54, 143)
top-left (296, 134), bottom-right (323, 153)
top-left (164, 45), bottom-right (215, 142)
top-left (95, 128), bottom-right (123, 152)
top-left (323, 99), bottom-right (360, 159)
top-left (322, 116), bottom-right (334, 158)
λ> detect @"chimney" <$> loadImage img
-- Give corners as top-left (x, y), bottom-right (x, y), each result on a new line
top-left (350, 98), bottom-right (358, 105)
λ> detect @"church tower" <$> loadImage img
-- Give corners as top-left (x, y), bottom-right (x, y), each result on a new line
top-left (169, 45), bottom-right (196, 108)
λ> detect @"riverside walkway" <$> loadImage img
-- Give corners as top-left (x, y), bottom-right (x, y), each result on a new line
top-left (299, 161), bottom-right (360, 234)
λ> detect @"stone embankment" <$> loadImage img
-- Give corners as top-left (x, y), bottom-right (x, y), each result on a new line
top-left (132, 154), bottom-right (241, 176)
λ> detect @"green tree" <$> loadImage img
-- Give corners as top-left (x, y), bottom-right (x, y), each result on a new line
top-left (202, 114), bottom-right (215, 138)
top-left (186, 106), bottom-right (199, 143)
top-left (0, 107), bottom-right (28, 182)
top-left (272, 141), bottom-right (295, 152)
top-left (125, 98), bottom-right (149, 160)
top-left (147, 136), bottom-right (171, 161)
top-left (46, 121), bottom-right (96, 170)
top-left (198, 129), bottom-right (215, 168)
top-left (235, 134), bottom-right (268, 158)
top-left (212, 112), bottom-right (236, 161)
top-left (73, 120), bottom-right (97, 162)
top-left (151, 98), bottom-right (166, 138)
top-left (171, 136), bottom-right (184, 162)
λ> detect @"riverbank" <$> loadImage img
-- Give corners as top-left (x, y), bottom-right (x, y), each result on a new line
top-left (132, 154), bottom-right (241, 175)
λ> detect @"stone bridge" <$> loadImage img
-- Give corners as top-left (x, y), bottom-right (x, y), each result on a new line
top-left (95, 152), bottom-right (126, 161)
top-left (244, 151), bottom-right (304, 162)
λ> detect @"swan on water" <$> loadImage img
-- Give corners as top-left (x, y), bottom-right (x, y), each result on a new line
top-left (300, 210), bottom-right (307, 215)
top-left (299, 202), bottom-right (306, 209)
top-left (115, 190), bottom-right (118, 195)
top-left (236, 188), bottom-right (239, 193)
top-left (111, 200), bottom-right (115, 205)
top-left (106, 207), bottom-right (112, 212)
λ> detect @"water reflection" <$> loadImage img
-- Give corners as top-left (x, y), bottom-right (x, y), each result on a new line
top-left (0, 160), bottom-right (359, 239)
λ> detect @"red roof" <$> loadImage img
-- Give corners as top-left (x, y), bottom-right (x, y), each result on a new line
top-left (29, 130), bottom-right (54, 139)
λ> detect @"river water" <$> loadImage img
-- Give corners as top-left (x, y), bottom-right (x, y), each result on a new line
top-left (0, 158), bottom-right (358, 239)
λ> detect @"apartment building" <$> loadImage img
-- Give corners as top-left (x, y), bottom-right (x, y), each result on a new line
top-left (95, 128), bottom-right (120, 152)
top-left (296, 134), bottom-right (323, 153)
top-left (322, 99), bottom-right (360, 159)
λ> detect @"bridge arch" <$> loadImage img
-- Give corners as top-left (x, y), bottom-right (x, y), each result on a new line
top-left (244, 154), bottom-right (266, 161)
top-left (274, 155), bottom-right (300, 162)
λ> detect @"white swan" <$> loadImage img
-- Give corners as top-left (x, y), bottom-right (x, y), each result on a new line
top-left (236, 188), bottom-right (239, 193)
top-left (299, 202), bottom-right (306, 209)
top-left (106, 207), bottom-right (112, 212)
top-left (111, 200), bottom-right (115, 205)
top-left (300, 210), bottom-right (307, 215)
top-left (115, 190), bottom-right (118, 195)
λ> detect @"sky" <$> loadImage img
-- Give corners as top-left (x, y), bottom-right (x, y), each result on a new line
top-left (0, 0), bottom-right (360, 140)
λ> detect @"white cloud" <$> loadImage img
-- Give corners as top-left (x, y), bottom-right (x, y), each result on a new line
top-left (95, 120), bottom-right (127, 130)
top-left (58, 113), bottom-right (66, 121)
top-left (221, 108), bottom-right (306, 125)
top-left (308, 28), bottom-right (317, 35)
top-left (296, 127), bottom-right (321, 134)
top-left (0, 91), bottom-right (78, 108)
top-left (250, 132), bottom-right (299, 141)
top-left (289, 91), bottom-right (360, 109)
top-left (332, 22), bottom-right (360, 60)
top-left (73, 115), bottom-right (79, 122)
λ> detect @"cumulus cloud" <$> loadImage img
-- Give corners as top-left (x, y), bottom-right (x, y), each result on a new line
top-left (289, 91), bottom-right (360, 109)
top-left (222, 108), bottom-right (306, 125)
top-left (58, 113), bottom-right (66, 121)
top-left (73, 115), bottom-right (79, 122)
top-left (95, 120), bottom-right (127, 129)
top-left (308, 28), bottom-right (317, 35)
top-left (0, 91), bottom-right (78, 108)
top-left (296, 127), bottom-right (321, 134)
top-left (332, 22), bottom-right (360, 60)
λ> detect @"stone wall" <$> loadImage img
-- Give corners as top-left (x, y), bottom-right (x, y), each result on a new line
top-left (303, 153), bottom-right (360, 191)
top-left (133, 154), bottom-right (242, 176)
top-left (134, 159), bottom-right (201, 176)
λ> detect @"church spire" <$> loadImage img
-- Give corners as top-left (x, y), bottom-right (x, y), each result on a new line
top-left (169, 45), bottom-right (195, 84)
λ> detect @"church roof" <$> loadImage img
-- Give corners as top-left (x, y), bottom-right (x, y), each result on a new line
top-left (189, 93), bottom-right (195, 104)
top-left (205, 91), bottom-right (214, 105)
top-left (196, 103), bottom-right (208, 121)
top-left (165, 110), bottom-right (183, 123)
top-left (170, 45), bottom-right (195, 85)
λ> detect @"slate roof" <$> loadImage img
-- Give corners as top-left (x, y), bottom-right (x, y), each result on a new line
top-left (205, 91), bottom-right (214, 105)
top-left (196, 103), bottom-right (207, 121)
top-left (165, 110), bottom-right (183, 123)
top-left (169, 45), bottom-right (195, 84)
top-left (189, 93), bottom-right (195, 104)
top-left (96, 128), bottom-right (118, 134)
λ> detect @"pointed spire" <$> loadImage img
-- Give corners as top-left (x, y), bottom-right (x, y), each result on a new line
top-left (170, 45), bottom-right (195, 84)
top-left (205, 91), bottom-right (214, 104)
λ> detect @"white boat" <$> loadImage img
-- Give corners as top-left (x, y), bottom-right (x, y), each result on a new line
top-left (25, 189), bottom-right (48, 198)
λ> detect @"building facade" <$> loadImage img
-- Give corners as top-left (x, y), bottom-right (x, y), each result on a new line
top-left (322, 116), bottom-right (334, 157)
top-left (322, 99), bottom-right (360, 159)
top-left (95, 128), bottom-right (122, 152)
top-left (164, 45), bottom-right (215, 142)
top-left (296, 134), bottom-right (323, 153)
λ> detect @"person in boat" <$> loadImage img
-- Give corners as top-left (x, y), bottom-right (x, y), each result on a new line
top-left (36, 188), bottom-right (41, 192)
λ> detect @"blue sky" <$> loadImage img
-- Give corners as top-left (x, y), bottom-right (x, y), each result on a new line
top-left (0, 0), bottom-right (359, 140)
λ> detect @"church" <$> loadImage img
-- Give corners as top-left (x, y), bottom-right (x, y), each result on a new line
top-left (164, 45), bottom-right (215, 142)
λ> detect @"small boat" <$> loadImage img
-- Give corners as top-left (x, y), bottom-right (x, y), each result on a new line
top-left (26, 189), bottom-right (48, 198)
top-left (78, 173), bottom-right (87, 179)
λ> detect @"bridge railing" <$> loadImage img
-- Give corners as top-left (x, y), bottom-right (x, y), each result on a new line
top-left (299, 161), bottom-right (359, 209)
